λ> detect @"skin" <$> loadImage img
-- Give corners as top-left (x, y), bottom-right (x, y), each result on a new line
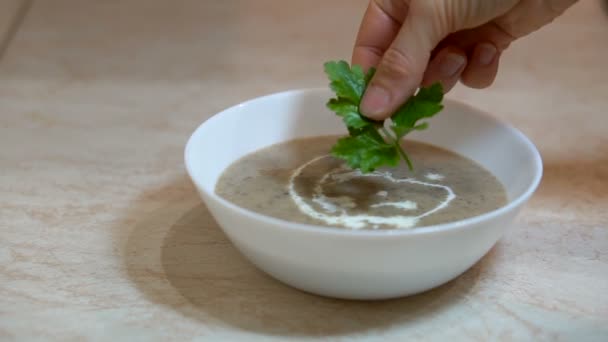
top-left (353, 0), bottom-right (579, 120)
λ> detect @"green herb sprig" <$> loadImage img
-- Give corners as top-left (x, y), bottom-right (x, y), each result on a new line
top-left (324, 60), bottom-right (444, 173)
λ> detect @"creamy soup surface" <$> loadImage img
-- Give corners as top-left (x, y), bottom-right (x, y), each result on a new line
top-left (216, 136), bottom-right (507, 230)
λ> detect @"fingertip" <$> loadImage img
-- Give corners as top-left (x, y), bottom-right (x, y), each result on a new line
top-left (460, 42), bottom-right (500, 89)
top-left (422, 46), bottom-right (467, 91)
top-left (475, 43), bottom-right (498, 66)
top-left (360, 84), bottom-right (391, 120)
top-left (359, 46), bottom-right (423, 120)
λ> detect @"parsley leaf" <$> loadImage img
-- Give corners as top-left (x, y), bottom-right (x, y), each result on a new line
top-left (331, 126), bottom-right (399, 173)
top-left (323, 60), bottom-right (367, 104)
top-left (324, 60), bottom-right (444, 173)
top-left (391, 82), bottom-right (444, 139)
top-left (327, 98), bottom-right (372, 129)
top-left (324, 61), bottom-right (376, 131)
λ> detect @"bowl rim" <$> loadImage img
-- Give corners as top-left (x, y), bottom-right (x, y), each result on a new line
top-left (184, 88), bottom-right (543, 238)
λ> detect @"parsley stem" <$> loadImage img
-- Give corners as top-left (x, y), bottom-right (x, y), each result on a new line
top-left (379, 126), bottom-right (413, 171)
top-left (380, 126), bottom-right (394, 141)
top-left (396, 144), bottom-right (414, 171)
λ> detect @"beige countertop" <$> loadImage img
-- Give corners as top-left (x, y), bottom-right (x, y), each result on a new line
top-left (1, 0), bottom-right (607, 340)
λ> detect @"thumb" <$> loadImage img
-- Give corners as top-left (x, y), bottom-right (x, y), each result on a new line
top-left (359, 2), bottom-right (448, 120)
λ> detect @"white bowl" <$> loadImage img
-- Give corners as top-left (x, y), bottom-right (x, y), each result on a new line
top-left (185, 89), bottom-right (542, 300)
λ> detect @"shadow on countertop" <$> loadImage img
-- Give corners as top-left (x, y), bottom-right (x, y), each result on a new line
top-left (117, 174), bottom-right (497, 337)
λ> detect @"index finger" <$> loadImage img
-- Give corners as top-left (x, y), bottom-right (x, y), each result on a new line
top-left (351, 0), bottom-right (409, 70)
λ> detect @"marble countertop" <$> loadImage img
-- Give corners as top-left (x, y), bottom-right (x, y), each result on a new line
top-left (1, 0), bottom-right (607, 340)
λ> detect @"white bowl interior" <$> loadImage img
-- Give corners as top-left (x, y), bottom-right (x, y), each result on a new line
top-left (186, 88), bottom-right (542, 209)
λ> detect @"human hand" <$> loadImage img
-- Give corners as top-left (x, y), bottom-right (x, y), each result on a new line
top-left (353, 0), bottom-right (578, 119)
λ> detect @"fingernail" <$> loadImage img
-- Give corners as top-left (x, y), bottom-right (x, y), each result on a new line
top-left (439, 53), bottom-right (466, 77)
top-left (477, 43), bottom-right (497, 66)
top-left (360, 85), bottom-right (390, 119)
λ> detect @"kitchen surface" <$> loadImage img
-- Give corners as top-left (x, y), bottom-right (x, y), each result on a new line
top-left (1, 0), bottom-right (607, 340)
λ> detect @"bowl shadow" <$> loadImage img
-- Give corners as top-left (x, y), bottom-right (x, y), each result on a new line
top-left (120, 175), bottom-right (500, 337)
